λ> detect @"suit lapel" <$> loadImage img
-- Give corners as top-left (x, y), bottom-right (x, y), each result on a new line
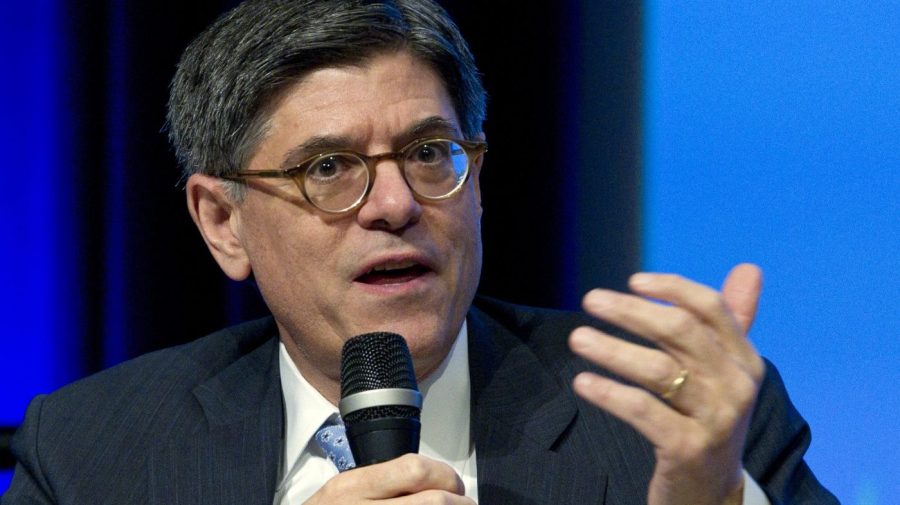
top-left (149, 335), bottom-right (283, 505)
top-left (468, 307), bottom-right (607, 505)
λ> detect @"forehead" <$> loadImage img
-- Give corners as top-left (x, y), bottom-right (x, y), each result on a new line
top-left (254, 50), bottom-right (461, 166)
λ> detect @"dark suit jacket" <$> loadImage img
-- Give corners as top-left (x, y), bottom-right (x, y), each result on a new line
top-left (2, 297), bottom-right (837, 504)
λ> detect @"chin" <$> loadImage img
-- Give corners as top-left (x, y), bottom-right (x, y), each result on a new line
top-left (375, 318), bottom-right (459, 374)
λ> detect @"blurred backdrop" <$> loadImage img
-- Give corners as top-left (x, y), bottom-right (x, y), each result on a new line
top-left (1, 1), bottom-right (897, 502)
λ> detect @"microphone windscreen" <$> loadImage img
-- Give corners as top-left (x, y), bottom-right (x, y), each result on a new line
top-left (340, 332), bottom-right (420, 424)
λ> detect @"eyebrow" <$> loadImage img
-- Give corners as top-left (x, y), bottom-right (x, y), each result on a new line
top-left (280, 135), bottom-right (356, 169)
top-left (279, 115), bottom-right (462, 169)
top-left (400, 116), bottom-right (461, 142)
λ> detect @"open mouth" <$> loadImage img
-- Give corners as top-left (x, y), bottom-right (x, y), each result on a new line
top-left (355, 260), bottom-right (431, 285)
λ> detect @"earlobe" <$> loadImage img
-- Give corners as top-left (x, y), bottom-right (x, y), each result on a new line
top-left (186, 174), bottom-right (252, 281)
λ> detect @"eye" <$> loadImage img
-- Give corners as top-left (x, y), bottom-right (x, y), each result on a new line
top-left (306, 154), bottom-right (358, 184)
top-left (410, 142), bottom-right (450, 165)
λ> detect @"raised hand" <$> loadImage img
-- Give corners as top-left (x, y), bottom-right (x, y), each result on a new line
top-left (569, 264), bottom-right (765, 505)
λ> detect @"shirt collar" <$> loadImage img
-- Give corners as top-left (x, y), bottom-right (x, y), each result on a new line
top-left (278, 342), bottom-right (338, 487)
top-left (278, 322), bottom-right (470, 483)
top-left (418, 321), bottom-right (472, 466)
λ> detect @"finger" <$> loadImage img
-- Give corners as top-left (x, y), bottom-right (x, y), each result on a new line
top-left (627, 272), bottom-right (759, 363)
top-left (332, 454), bottom-right (465, 499)
top-left (572, 372), bottom-right (695, 449)
top-left (569, 327), bottom-right (689, 401)
top-left (581, 289), bottom-right (721, 365)
top-left (370, 454), bottom-right (465, 498)
top-left (387, 490), bottom-right (477, 505)
top-left (628, 272), bottom-right (739, 339)
top-left (720, 263), bottom-right (763, 334)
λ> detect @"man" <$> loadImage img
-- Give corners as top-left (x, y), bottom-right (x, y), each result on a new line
top-left (3, 1), bottom-right (836, 504)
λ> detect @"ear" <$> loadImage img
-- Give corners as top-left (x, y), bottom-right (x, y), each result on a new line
top-left (186, 174), bottom-right (252, 281)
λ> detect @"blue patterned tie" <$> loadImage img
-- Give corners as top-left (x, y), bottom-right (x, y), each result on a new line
top-left (314, 417), bottom-right (356, 472)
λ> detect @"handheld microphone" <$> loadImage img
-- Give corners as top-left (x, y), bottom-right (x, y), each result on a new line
top-left (339, 332), bottom-right (422, 466)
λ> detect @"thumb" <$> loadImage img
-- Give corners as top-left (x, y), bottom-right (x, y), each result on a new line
top-left (721, 263), bottom-right (763, 334)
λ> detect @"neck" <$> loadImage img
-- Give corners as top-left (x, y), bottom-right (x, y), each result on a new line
top-left (277, 322), bottom-right (464, 405)
top-left (281, 337), bottom-right (342, 405)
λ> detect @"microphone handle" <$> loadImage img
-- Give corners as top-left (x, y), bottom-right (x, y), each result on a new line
top-left (346, 417), bottom-right (421, 466)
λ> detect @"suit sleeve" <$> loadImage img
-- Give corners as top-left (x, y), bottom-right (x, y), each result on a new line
top-left (743, 361), bottom-right (839, 505)
top-left (1, 396), bottom-right (58, 505)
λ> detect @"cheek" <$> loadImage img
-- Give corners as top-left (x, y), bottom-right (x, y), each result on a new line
top-left (240, 202), bottom-right (335, 288)
top-left (465, 219), bottom-right (483, 278)
top-left (446, 197), bottom-right (483, 276)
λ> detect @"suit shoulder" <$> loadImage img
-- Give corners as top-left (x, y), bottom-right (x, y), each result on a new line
top-left (469, 296), bottom-right (594, 366)
top-left (7, 317), bottom-right (278, 503)
top-left (473, 294), bottom-right (588, 331)
top-left (36, 317), bottom-right (277, 428)
top-left (472, 295), bottom-right (641, 345)
top-left (469, 295), bottom-right (655, 382)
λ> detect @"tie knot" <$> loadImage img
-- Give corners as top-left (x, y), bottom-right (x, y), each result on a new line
top-left (314, 417), bottom-right (356, 472)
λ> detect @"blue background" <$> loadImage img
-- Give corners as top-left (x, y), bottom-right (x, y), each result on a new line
top-left (2, 1), bottom-right (897, 502)
top-left (642, 2), bottom-right (899, 503)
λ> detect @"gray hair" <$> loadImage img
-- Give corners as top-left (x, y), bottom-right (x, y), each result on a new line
top-left (166, 0), bottom-right (487, 192)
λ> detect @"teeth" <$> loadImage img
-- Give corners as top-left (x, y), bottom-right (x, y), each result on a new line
top-left (371, 260), bottom-right (417, 273)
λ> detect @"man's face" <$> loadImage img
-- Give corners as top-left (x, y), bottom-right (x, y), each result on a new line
top-left (229, 50), bottom-right (483, 389)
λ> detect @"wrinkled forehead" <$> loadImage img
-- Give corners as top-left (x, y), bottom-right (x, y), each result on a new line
top-left (250, 50), bottom-right (461, 151)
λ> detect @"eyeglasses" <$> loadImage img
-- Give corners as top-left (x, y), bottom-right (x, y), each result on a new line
top-left (222, 137), bottom-right (487, 213)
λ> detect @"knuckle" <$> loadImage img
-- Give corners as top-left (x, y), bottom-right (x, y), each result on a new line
top-left (700, 291), bottom-right (726, 315)
top-left (628, 393), bottom-right (654, 419)
top-left (594, 379), bottom-right (615, 403)
top-left (713, 402), bottom-right (742, 430)
top-left (734, 369), bottom-right (755, 393)
top-left (733, 372), bottom-right (760, 406)
top-left (709, 372), bottom-right (758, 425)
top-left (748, 355), bottom-right (766, 382)
top-left (667, 310), bottom-right (697, 336)
top-left (678, 432), bottom-right (711, 461)
top-left (316, 477), bottom-right (346, 499)
top-left (400, 454), bottom-right (431, 485)
top-left (647, 356), bottom-right (676, 388)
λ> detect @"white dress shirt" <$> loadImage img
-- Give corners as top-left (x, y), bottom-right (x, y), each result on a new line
top-left (272, 321), bottom-right (768, 504)
top-left (274, 323), bottom-right (477, 504)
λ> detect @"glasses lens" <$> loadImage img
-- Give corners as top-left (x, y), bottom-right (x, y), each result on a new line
top-left (403, 139), bottom-right (469, 198)
top-left (302, 153), bottom-right (369, 212)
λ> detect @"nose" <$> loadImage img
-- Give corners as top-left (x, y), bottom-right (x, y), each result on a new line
top-left (355, 161), bottom-right (422, 231)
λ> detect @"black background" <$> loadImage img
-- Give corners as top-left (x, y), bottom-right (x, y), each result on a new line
top-left (57, 0), bottom-right (642, 373)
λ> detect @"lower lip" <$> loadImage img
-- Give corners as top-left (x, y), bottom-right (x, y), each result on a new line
top-left (352, 270), bottom-right (436, 296)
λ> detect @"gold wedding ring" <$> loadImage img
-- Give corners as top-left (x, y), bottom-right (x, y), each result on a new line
top-left (661, 368), bottom-right (689, 401)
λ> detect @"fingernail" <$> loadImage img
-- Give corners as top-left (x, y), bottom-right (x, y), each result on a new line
top-left (574, 373), bottom-right (595, 389)
top-left (630, 273), bottom-right (652, 286)
top-left (586, 290), bottom-right (614, 310)
top-left (569, 328), bottom-right (590, 349)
